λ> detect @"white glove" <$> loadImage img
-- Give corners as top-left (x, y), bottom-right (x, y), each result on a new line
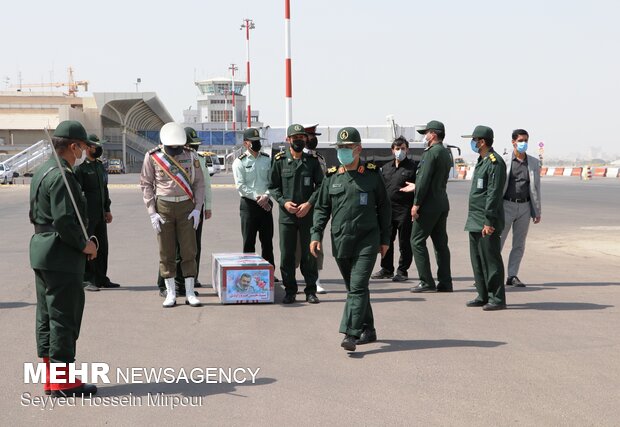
top-left (150, 213), bottom-right (165, 233)
top-left (188, 209), bottom-right (201, 230)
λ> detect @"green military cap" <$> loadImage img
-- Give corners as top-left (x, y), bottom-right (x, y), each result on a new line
top-left (462, 125), bottom-right (494, 140)
top-left (287, 123), bottom-right (307, 137)
top-left (184, 127), bottom-right (202, 145)
top-left (331, 127), bottom-right (361, 146)
top-left (417, 120), bottom-right (445, 134)
top-left (304, 124), bottom-right (322, 136)
top-left (53, 120), bottom-right (88, 142)
top-left (87, 133), bottom-right (103, 147)
top-left (243, 127), bottom-right (265, 141)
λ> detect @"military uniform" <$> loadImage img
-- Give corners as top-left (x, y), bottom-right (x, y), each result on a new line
top-left (232, 136), bottom-right (275, 267)
top-left (29, 120), bottom-right (97, 396)
top-left (140, 122), bottom-right (205, 307)
top-left (311, 127), bottom-right (391, 350)
top-left (463, 126), bottom-right (507, 308)
top-left (269, 125), bottom-right (323, 299)
top-left (74, 135), bottom-right (113, 289)
top-left (410, 120), bottom-right (454, 292)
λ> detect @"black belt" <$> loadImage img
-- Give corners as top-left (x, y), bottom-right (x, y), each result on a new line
top-left (504, 197), bottom-right (530, 203)
top-left (34, 224), bottom-right (56, 233)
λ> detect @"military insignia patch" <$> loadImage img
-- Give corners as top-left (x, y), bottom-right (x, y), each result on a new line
top-left (339, 130), bottom-right (349, 140)
top-left (239, 153), bottom-right (247, 160)
top-left (489, 153), bottom-right (497, 163)
top-left (327, 166), bottom-right (337, 176)
top-left (366, 162), bottom-right (377, 170)
top-left (275, 151), bottom-right (285, 160)
top-left (194, 159), bottom-right (200, 168)
top-left (357, 165), bottom-right (365, 174)
top-left (170, 165), bottom-right (179, 175)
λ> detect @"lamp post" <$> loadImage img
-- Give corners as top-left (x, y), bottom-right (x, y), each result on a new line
top-left (240, 18), bottom-right (255, 128)
top-left (228, 64), bottom-right (238, 131)
top-left (135, 78), bottom-right (141, 92)
top-left (284, 0), bottom-right (293, 126)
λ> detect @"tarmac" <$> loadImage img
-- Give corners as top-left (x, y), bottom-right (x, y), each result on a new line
top-left (0, 174), bottom-right (619, 426)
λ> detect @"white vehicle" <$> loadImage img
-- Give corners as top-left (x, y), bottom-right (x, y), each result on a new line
top-left (199, 151), bottom-right (221, 176)
top-left (0, 163), bottom-right (16, 184)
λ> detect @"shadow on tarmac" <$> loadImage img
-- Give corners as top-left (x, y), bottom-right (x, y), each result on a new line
top-left (0, 301), bottom-right (35, 309)
top-left (540, 282), bottom-right (620, 287)
top-left (348, 339), bottom-right (506, 358)
top-left (98, 377), bottom-right (277, 398)
top-left (507, 302), bottom-right (613, 311)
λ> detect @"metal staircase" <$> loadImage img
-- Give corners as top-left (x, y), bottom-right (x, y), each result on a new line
top-left (1, 140), bottom-right (51, 176)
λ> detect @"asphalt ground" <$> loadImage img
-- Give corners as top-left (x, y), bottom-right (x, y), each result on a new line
top-left (0, 174), bottom-right (619, 426)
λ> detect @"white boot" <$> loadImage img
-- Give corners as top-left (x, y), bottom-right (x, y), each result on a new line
top-left (185, 277), bottom-right (202, 307)
top-left (316, 278), bottom-right (327, 294)
top-left (163, 278), bottom-right (176, 308)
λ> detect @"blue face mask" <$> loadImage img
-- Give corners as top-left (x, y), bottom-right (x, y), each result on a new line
top-left (516, 142), bottom-right (528, 153)
top-left (470, 139), bottom-right (480, 153)
top-left (337, 147), bottom-right (355, 165)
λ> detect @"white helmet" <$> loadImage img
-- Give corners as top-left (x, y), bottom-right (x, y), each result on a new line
top-left (160, 122), bottom-right (186, 146)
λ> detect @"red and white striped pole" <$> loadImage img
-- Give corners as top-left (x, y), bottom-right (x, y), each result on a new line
top-left (285, 0), bottom-right (292, 126)
top-left (241, 19), bottom-right (255, 128)
top-left (229, 63), bottom-right (238, 131)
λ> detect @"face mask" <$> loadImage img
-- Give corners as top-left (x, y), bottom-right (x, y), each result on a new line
top-left (164, 145), bottom-right (184, 156)
top-left (93, 147), bottom-right (103, 159)
top-left (516, 142), bottom-right (528, 153)
top-left (394, 149), bottom-right (406, 161)
top-left (250, 140), bottom-right (262, 152)
top-left (291, 140), bottom-right (305, 153)
top-left (337, 148), bottom-right (355, 165)
top-left (73, 145), bottom-right (87, 167)
top-left (423, 135), bottom-right (430, 147)
top-left (306, 137), bottom-right (318, 150)
top-left (470, 140), bottom-right (480, 154)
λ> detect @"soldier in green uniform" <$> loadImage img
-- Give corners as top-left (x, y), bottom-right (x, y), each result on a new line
top-left (311, 127), bottom-right (391, 352)
top-left (462, 125), bottom-right (507, 311)
top-left (269, 124), bottom-right (324, 304)
top-left (29, 120), bottom-right (98, 397)
top-left (409, 120), bottom-right (454, 293)
top-left (74, 134), bottom-right (119, 291)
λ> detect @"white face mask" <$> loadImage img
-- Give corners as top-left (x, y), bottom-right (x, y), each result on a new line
top-left (73, 145), bottom-right (87, 167)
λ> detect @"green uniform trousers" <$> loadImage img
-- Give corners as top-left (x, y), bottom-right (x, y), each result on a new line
top-left (279, 222), bottom-right (317, 295)
top-left (336, 253), bottom-right (375, 338)
top-left (35, 269), bottom-right (84, 363)
top-left (469, 232), bottom-right (506, 305)
top-left (411, 210), bottom-right (453, 289)
top-left (156, 198), bottom-right (197, 279)
top-left (156, 213), bottom-right (203, 292)
top-left (84, 217), bottom-right (109, 286)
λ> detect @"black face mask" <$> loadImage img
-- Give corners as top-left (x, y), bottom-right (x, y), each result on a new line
top-left (93, 147), bottom-right (103, 159)
top-left (291, 140), bottom-right (305, 153)
top-left (250, 140), bottom-right (262, 152)
top-left (164, 146), bottom-right (184, 156)
top-left (306, 137), bottom-right (318, 150)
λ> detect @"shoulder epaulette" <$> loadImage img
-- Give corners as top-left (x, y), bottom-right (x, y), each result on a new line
top-left (366, 162), bottom-right (378, 171)
top-left (260, 152), bottom-right (269, 157)
top-left (274, 151), bottom-right (286, 160)
top-left (148, 146), bottom-right (162, 154)
top-left (326, 166), bottom-right (338, 176)
top-left (489, 153), bottom-right (497, 163)
top-left (238, 153), bottom-right (248, 160)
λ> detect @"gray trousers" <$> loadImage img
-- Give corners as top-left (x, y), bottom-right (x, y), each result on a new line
top-left (500, 200), bottom-right (531, 277)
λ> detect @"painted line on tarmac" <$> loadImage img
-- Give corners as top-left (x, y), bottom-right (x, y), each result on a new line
top-left (580, 226), bottom-right (620, 231)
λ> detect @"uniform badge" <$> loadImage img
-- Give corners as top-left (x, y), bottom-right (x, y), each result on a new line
top-left (357, 165), bottom-right (365, 174)
top-left (170, 165), bottom-right (179, 175)
top-left (366, 163), bottom-right (377, 170)
top-left (477, 178), bottom-right (484, 189)
top-left (339, 130), bottom-right (349, 140)
top-left (194, 159), bottom-right (200, 168)
top-left (359, 192), bottom-right (368, 205)
top-left (304, 176), bottom-right (311, 186)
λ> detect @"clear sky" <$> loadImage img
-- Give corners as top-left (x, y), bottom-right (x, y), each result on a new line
top-left (3, 0), bottom-right (619, 160)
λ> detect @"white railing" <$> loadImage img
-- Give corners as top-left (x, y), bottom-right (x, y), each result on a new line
top-left (1, 140), bottom-right (51, 176)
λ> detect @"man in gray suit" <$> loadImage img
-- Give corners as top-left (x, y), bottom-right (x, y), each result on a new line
top-left (500, 129), bottom-right (541, 287)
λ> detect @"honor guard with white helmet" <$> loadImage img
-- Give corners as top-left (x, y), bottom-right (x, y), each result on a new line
top-left (140, 122), bottom-right (206, 308)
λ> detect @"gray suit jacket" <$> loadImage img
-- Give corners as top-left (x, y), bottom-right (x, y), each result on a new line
top-left (503, 153), bottom-right (542, 218)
